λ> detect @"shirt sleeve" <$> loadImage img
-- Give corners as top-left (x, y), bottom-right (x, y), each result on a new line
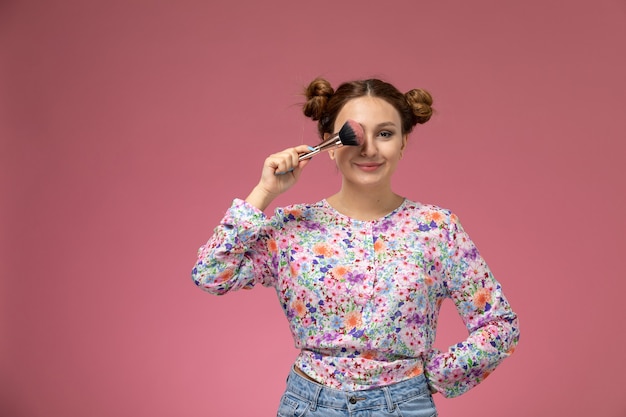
top-left (191, 199), bottom-right (277, 295)
top-left (424, 213), bottom-right (520, 398)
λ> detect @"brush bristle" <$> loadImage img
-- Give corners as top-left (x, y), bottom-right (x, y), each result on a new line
top-left (338, 120), bottom-right (364, 147)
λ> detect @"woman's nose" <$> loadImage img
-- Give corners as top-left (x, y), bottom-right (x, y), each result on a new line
top-left (360, 136), bottom-right (377, 157)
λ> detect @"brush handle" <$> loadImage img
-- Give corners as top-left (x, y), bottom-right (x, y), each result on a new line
top-left (298, 136), bottom-right (342, 161)
top-left (298, 148), bottom-right (321, 160)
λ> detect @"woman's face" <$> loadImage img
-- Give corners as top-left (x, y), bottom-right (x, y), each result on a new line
top-left (329, 96), bottom-right (407, 190)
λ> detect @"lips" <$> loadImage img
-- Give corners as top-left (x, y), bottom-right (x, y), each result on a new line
top-left (355, 162), bottom-right (383, 171)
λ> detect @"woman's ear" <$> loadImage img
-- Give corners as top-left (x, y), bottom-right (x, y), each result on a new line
top-left (400, 134), bottom-right (408, 158)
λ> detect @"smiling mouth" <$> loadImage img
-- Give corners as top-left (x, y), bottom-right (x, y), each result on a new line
top-left (355, 163), bottom-right (382, 171)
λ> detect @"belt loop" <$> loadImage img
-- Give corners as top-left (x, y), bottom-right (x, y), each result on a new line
top-left (309, 385), bottom-right (322, 411)
top-left (382, 386), bottom-right (394, 412)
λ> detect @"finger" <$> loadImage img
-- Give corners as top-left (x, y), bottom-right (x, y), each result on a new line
top-left (294, 144), bottom-right (315, 154)
top-left (268, 146), bottom-right (314, 175)
top-left (276, 147), bottom-right (304, 174)
top-left (274, 168), bottom-right (293, 176)
top-left (290, 148), bottom-right (301, 169)
top-left (282, 151), bottom-right (299, 174)
top-left (267, 150), bottom-right (291, 170)
top-left (270, 156), bottom-right (294, 176)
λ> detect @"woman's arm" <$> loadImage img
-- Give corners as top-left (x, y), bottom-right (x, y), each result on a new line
top-left (192, 199), bottom-right (276, 295)
top-left (425, 213), bottom-right (520, 398)
top-left (192, 145), bottom-right (312, 294)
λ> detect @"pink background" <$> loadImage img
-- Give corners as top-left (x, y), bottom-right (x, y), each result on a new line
top-left (2, 1), bottom-right (625, 416)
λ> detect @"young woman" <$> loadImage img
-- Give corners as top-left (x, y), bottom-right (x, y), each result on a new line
top-left (192, 78), bottom-right (519, 417)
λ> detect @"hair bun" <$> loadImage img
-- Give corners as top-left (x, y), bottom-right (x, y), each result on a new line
top-left (303, 78), bottom-right (334, 121)
top-left (405, 88), bottom-right (433, 124)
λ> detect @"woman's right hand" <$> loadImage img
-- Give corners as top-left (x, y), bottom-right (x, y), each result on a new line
top-left (245, 144), bottom-right (313, 211)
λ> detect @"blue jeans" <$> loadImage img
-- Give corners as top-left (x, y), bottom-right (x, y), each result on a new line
top-left (277, 368), bottom-right (437, 417)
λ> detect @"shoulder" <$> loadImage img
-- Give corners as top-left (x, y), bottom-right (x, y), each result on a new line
top-left (397, 200), bottom-right (468, 242)
top-left (401, 199), bottom-right (455, 222)
top-left (270, 200), bottom-right (328, 225)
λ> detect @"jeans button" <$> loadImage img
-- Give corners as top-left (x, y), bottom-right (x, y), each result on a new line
top-left (349, 396), bottom-right (357, 404)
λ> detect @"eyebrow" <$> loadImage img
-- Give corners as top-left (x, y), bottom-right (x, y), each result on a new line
top-left (375, 122), bottom-right (398, 128)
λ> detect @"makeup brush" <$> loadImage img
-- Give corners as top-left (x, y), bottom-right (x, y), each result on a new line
top-left (298, 120), bottom-right (364, 161)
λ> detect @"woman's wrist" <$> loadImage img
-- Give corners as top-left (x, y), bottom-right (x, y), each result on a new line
top-left (245, 185), bottom-right (277, 212)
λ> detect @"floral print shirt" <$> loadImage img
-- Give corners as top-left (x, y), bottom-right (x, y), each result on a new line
top-left (192, 198), bottom-right (519, 398)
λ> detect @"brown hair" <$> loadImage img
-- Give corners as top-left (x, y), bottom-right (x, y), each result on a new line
top-left (303, 78), bottom-right (433, 139)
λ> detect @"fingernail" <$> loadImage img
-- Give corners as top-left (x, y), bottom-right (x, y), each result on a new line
top-left (275, 168), bottom-right (293, 175)
top-left (307, 146), bottom-right (316, 151)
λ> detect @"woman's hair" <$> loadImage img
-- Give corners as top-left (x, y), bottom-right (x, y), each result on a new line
top-left (303, 78), bottom-right (433, 139)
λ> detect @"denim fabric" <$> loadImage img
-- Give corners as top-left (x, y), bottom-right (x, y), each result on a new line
top-left (277, 368), bottom-right (437, 417)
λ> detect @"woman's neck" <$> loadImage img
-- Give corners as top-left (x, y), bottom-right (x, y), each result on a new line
top-left (326, 186), bottom-right (404, 221)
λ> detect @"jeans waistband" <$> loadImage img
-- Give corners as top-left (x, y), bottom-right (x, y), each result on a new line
top-left (285, 367), bottom-right (430, 412)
